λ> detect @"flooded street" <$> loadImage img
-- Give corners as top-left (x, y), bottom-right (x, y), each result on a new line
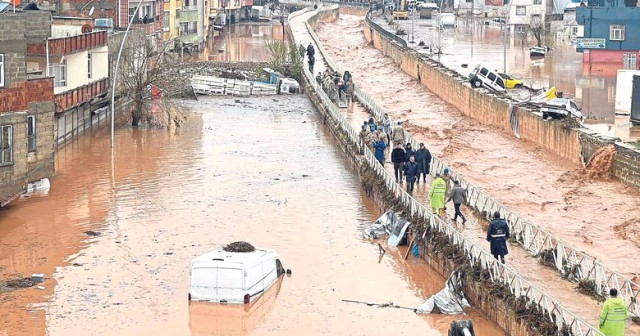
top-left (377, 15), bottom-right (640, 140)
top-left (194, 24), bottom-right (284, 62)
top-left (0, 95), bottom-right (504, 335)
top-left (314, 14), bottom-right (640, 330)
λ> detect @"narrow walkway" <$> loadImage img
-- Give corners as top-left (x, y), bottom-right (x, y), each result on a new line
top-left (290, 9), bottom-right (640, 333)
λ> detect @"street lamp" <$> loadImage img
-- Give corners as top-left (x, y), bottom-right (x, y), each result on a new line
top-left (110, 0), bottom-right (145, 148)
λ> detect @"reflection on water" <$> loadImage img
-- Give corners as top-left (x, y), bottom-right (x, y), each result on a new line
top-left (392, 17), bottom-right (640, 140)
top-left (0, 96), bottom-right (506, 335)
top-left (195, 24), bottom-right (285, 62)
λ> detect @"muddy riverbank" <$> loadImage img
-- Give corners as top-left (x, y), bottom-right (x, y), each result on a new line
top-left (315, 14), bottom-right (640, 282)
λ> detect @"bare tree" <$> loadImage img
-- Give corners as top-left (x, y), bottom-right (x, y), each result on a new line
top-left (118, 37), bottom-right (185, 128)
top-left (530, 16), bottom-right (544, 47)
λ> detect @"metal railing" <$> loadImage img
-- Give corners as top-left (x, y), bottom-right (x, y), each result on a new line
top-left (289, 6), bottom-right (608, 335)
top-left (300, 4), bottom-right (640, 321)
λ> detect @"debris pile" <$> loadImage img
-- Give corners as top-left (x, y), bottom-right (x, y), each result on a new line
top-left (582, 145), bottom-right (616, 180)
top-left (223, 241), bottom-right (256, 253)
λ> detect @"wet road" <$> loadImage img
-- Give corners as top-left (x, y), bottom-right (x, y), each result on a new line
top-left (0, 96), bottom-right (505, 335)
top-left (374, 14), bottom-right (640, 141)
top-left (194, 24), bottom-right (284, 62)
top-left (314, 13), bottom-right (640, 332)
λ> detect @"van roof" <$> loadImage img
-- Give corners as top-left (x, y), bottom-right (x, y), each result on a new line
top-left (191, 248), bottom-right (276, 266)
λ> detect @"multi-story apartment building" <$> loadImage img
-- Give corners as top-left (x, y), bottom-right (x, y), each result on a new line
top-left (177, 0), bottom-right (205, 45)
top-left (576, 0), bottom-right (640, 67)
top-left (0, 10), bottom-right (56, 205)
top-left (163, 0), bottom-right (182, 40)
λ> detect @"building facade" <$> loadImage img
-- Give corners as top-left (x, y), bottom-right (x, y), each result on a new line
top-left (507, 0), bottom-right (548, 35)
top-left (0, 11), bottom-right (56, 205)
top-left (163, 0), bottom-right (182, 40)
top-left (576, 3), bottom-right (640, 67)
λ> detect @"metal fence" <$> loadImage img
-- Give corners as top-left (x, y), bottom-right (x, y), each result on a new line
top-left (299, 4), bottom-right (640, 321)
top-left (363, 9), bottom-right (408, 49)
top-left (288, 6), bottom-right (613, 335)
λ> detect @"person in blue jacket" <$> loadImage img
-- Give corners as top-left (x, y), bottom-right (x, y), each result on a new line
top-left (404, 155), bottom-right (419, 195)
top-left (373, 139), bottom-right (387, 165)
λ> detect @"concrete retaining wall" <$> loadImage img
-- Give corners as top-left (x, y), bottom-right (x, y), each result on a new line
top-left (362, 16), bottom-right (640, 189)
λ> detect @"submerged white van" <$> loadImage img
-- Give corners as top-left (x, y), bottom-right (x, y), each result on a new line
top-left (189, 248), bottom-right (285, 304)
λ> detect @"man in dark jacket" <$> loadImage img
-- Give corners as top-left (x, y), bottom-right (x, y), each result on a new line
top-left (487, 211), bottom-right (509, 264)
top-left (414, 143), bottom-right (431, 183)
top-left (404, 155), bottom-right (419, 195)
top-left (404, 143), bottom-right (414, 164)
top-left (391, 143), bottom-right (406, 183)
top-left (306, 43), bottom-right (315, 58)
top-left (447, 180), bottom-right (467, 224)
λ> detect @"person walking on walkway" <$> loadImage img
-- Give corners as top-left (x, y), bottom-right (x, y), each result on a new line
top-left (487, 211), bottom-right (509, 264)
top-left (414, 143), bottom-right (431, 183)
top-left (368, 117), bottom-right (376, 131)
top-left (306, 43), bottom-right (315, 59)
top-left (373, 138), bottom-right (387, 165)
top-left (383, 113), bottom-right (393, 145)
top-left (599, 288), bottom-right (627, 336)
top-left (392, 121), bottom-right (405, 146)
top-left (391, 143), bottom-right (406, 183)
top-left (359, 125), bottom-right (368, 148)
top-left (429, 173), bottom-right (447, 216)
top-left (405, 155), bottom-right (418, 195)
top-left (447, 180), bottom-right (467, 225)
top-left (404, 142), bottom-right (414, 164)
top-left (299, 44), bottom-right (306, 59)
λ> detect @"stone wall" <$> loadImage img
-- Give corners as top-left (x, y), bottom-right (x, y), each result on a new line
top-left (362, 14), bottom-right (640, 189)
top-left (298, 58), bottom-right (540, 336)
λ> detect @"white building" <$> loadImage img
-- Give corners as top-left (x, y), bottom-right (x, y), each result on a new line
top-left (507, 0), bottom-right (547, 35)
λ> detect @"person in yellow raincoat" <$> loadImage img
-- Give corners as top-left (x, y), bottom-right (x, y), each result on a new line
top-left (599, 288), bottom-right (627, 336)
top-left (429, 173), bottom-right (447, 216)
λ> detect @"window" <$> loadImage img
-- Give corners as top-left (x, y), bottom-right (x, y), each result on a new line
top-left (487, 72), bottom-right (497, 81)
top-left (533, 0), bottom-right (541, 4)
top-left (87, 53), bottom-right (92, 79)
top-left (610, 24), bottom-right (625, 41)
top-left (495, 76), bottom-right (505, 88)
top-left (516, 6), bottom-right (526, 15)
top-left (163, 11), bottom-right (170, 31)
top-left (0, 54), bottom-right (4, 88)
top-left (571, 26), bottom-right (578, 35)
top-left (480, 68), bottom-right (489, 76)
top-left (27, 116), bottom-right (36, 152)
top-left (0, 125), bottom-right (12, 165)
top-left (49, 60), bottom-right (66, 87)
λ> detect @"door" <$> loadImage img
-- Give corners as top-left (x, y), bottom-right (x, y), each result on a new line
top-left (631, 75), bottom-right (640, 124)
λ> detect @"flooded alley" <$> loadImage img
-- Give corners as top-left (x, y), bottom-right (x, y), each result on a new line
top-left (0, 95), bottom-right (504, 335)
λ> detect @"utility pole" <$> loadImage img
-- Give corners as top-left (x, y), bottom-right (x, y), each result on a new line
top-left (110, 0), bottom-right (145, 148)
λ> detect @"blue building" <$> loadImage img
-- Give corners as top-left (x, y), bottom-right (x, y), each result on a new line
top-left (575, 2), bottom-right (640, 67)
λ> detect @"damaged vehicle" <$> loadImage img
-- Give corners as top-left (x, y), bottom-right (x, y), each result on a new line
top-left (468, 65), bottom-right (506, 93)
top-left (541, 98), bottom-right (583, 121)
top-left (189, 244), bottom-right (286, 304)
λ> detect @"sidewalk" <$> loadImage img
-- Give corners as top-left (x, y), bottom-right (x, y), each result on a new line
top-left (292, 10), bottom-right (640, 333)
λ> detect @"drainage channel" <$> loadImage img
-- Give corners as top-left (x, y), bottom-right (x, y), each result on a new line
top-left (289, 5), bottom-right (613, 335)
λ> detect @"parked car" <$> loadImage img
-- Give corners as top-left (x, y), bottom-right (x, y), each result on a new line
top-left (497, 72), bottom-right (523, 89)
top-left (541, 98), bottom-right (583, 120)
top-left (189, 247), bottom-right (285, 304)
top-left (438, 13), bottom-right (456, 28)
top-left (468, 65), bottom-right (506, 92)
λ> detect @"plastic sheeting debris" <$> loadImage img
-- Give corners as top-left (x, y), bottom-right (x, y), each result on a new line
top-left (363, 211), bottom-right (410, 247)
top-left (416, 271), bottom-right (470, 315)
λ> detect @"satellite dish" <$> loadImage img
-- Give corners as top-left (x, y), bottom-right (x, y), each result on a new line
top-left (88, 6), bottom-right (95, 16)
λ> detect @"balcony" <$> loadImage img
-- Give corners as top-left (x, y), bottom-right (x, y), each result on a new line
top-left (182, 5), bottom-right (198, 10)
top-left (55, 78), bottom-right (108, 113)
top-left (132, 17), bottom-right (164, 35)
top-left (27, 31), bottom-right (108, 56)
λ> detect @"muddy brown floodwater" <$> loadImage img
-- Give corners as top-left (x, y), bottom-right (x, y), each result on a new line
top-left (193, 24), bottom-right (284, 62)
top-left (0, 95), bottom-right (505, 335)
top-left (317, 13), bottom-right (640, 281)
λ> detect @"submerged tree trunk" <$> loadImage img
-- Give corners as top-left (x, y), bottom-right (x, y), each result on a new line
top-left (132, 98), bottom-right (143, 127)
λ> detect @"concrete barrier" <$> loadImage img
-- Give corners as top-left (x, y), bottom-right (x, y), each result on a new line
top-left (362, 12), bottom-right (640, 189)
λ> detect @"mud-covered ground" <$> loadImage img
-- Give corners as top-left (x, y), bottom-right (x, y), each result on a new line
top-left (313, 14), bottom-right (640, 332)
top-left (0, 95), bottom-right (505, 336)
